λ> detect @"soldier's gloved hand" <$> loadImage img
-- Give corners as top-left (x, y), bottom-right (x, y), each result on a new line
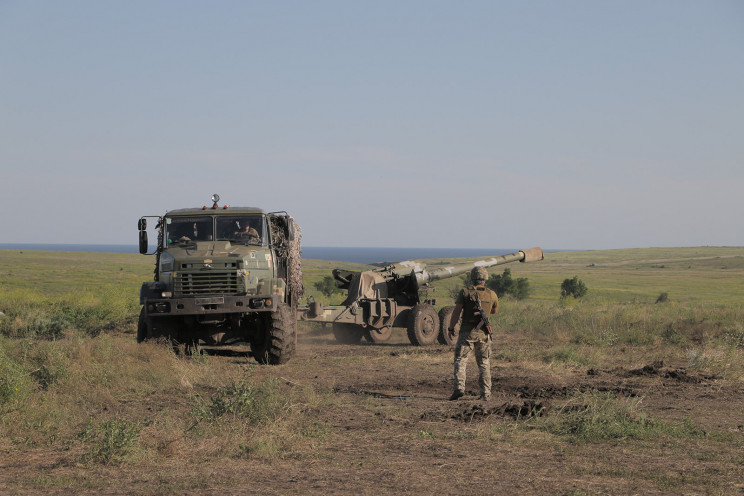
top-left (448, 327), bottom-right (455, 338)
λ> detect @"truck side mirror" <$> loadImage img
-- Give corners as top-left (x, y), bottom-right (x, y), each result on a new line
top-left (286, 221), bottom-right (295, 241)
top-left (138, 218), bottom-right (147, 231)
top-left (139, 231), bottom-right (148, 254)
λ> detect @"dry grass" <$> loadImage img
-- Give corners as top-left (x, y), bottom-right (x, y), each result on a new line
top-left (1, 247), bottom-right (743, 494)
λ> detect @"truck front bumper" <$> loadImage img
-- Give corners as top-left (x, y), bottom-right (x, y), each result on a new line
top-left (143, 294), bottom-right (278, 317)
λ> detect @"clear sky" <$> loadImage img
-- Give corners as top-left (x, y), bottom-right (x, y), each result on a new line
top-left (1, 1), bottom-right (742, 250)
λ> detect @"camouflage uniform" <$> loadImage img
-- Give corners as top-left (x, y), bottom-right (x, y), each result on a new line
top-left (452, 271), bottom-right (498, 400)
top-left (235, 226), bottom-right (260, 241)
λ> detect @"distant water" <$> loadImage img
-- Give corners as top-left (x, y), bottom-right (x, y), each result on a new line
top-left (0, 243), bottom-right (550, 265)
top-left (301, 247), bottom-right (523, 265)
top-left (0, 243), bottom-right (138, 254)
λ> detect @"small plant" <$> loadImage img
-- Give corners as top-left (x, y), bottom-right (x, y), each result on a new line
top-left (656, 292), bottom-right (669, 304)
top-left (191, 373), bottom-right (290, 426)
top-left (561, 276), bottom-right (588, 299)
top-left (413, 428), bottom-right (437, 439)
top-left (80, 419), bottom-right (141, 465)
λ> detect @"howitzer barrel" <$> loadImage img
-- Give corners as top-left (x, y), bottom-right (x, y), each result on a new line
top-left (395, 247), bottom-right (544, 286)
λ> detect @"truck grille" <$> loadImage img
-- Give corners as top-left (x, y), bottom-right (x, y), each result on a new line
top-left (174, 271), bottom-right (240, 296)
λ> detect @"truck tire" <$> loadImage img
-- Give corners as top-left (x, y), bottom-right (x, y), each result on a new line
top-left (138, 308), bottom-right (177, 341)
top-left (365, 326), bottom-right (393, 343)
top-left (137, 307), bottom-right (181, 354)
top-left (332, 323), bottom-right (363, 344)
top-left (137, 307), bottom-right (149, 343)
top-left (252, 303), bottom-right (296, 365)
top-left (437, 305), bottom-right (460, 346)
top-left (407, 303), bottom-right (440, 346)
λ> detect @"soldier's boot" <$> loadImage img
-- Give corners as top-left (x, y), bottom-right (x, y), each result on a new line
top-left (478, 393), bottom-right (491, 401)
top-left (449, 390), bottom-right (465, 401)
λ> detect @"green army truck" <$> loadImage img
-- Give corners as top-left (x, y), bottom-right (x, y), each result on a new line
top-left (137, 195), bottom-right (303, 364)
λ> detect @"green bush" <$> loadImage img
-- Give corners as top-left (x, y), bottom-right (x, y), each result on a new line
top-left (561, 276), bottom-right (588, 299)
top-left (486, 268), bottom-right (531, 299)
top-left (313, 276), bottom-right (342, 298)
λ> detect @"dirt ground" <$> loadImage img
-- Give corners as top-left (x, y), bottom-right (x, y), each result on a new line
top-left (2, 328), bottom-right (743, 495)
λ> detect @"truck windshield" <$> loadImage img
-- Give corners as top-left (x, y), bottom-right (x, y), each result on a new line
top-left (165, 216), bottom-right (214, 245)
top-left (216, 215), bottom-right (266, 245)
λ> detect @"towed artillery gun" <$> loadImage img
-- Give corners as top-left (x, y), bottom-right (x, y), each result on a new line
top-left (136, 195), bottom-right (303, 364)
top-left (298, 248), bottom-right (544, 346)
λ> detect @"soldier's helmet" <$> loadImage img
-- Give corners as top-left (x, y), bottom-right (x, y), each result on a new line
top-left (471, 266), bottom-right (488, 284)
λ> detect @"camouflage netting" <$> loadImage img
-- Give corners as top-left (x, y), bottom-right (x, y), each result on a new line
top-left (154, 220), bottom-right (164, 281)
top-left (271, 215), bottom-right (304, 303)
top-left (287, 217), bottom-right (304, 302)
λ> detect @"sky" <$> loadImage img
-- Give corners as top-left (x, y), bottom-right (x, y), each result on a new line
top-left (1, 0), bottom-right (742, 250)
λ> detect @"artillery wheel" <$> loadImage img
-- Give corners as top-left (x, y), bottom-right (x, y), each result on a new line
top-left (437, 305), bottom-right (460, 346)
top-left (407, 303), bottom-right (440, 346)
top-left (365, 326), bottom-right (393, 343)
top-left (251, 303), bottom-right (296, 365)
top-left (333, 323), bottom-right (364, 344)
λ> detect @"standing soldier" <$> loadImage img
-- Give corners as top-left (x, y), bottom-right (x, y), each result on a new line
top-left (448, 266), bottom-right (498, 401)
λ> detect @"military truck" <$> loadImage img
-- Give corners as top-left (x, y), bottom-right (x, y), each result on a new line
top-left (137, 195), bottom-right (303, 364)
top-left (298, 248), bottom-right (543, 346)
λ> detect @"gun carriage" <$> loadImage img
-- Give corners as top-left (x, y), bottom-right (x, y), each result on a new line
top-left (298, 248), bottom-right (543, 346)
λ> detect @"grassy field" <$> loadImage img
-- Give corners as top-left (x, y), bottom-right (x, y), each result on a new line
top-left (1, 246), bottom-right (743, 494)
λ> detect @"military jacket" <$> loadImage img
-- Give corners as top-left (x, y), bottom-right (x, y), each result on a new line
top-left (455, 285), bottom-right (498, 337)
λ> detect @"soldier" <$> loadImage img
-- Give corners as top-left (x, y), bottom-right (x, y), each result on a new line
top-left (235, 222), bottom-right (260, 243)
top-left (448, 266), bottom-right (498, 401)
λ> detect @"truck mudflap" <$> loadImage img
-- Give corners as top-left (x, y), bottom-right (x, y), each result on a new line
top-left (143, 294), bottom-right (278, 317)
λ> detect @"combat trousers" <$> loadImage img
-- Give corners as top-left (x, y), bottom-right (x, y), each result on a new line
top-left (453, 329), bottom-right (491, 396)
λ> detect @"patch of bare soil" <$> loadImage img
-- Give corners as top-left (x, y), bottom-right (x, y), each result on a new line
top-left (1, 331), bottom-right (743, 495)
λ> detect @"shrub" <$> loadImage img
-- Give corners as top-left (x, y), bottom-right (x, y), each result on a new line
top-left (313, 276), bottom-right (342, 297)
top-left (191, 373), bottom-right (289, 426)
top-left (561, 276), bottom-right (588, 299)
top-left (486, 268), bottom-right (531, 299)
top-left (656, 292), bottom-right (669, 304)
top-left (80, 419), bottom-right (141, 465)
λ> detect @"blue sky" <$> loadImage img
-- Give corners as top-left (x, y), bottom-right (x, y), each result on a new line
top-left (1, 1), bottom-right (742, 249)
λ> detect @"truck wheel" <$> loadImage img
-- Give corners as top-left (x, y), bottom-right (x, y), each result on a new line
top-left (139, 310), bottom-right (184, 353)
top-left (437, 306), bottom-right (460, 346)
top-left (150, 317), bottom-right (177, 340)
top-left (137, 307), bottom-right (149, 343)
top-left (365, 326), bottom-right (393, 343)
top-left (332, 323), bottom-right (363, 344)
top-left (251, 303), bottom-right (296, 365)
top-left (138, 308), bottom-right (177, 342)
top-left (407, 303), bottom-right (440, 346)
